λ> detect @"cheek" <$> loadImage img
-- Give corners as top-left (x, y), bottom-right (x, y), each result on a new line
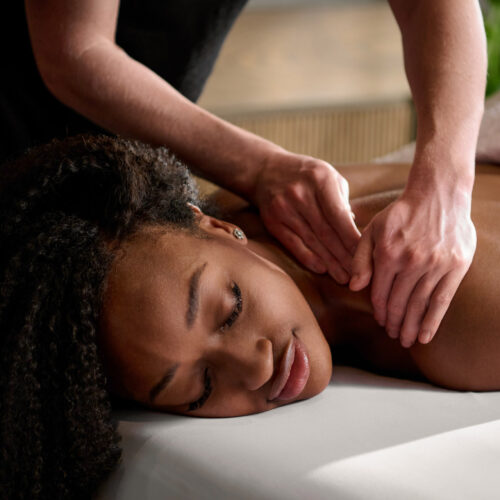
top-left (195, 389), bottom-right (271, 418)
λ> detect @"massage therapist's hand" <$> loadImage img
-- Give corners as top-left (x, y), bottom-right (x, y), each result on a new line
top-left (253, 151), bottom-right (361, 283)
top-left (349, 178), bottom-right (476, 348)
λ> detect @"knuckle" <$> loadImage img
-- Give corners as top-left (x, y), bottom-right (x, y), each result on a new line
top-left (301, 159), bottom-right (327, 183)
top-left (372, 295), bottom-right (387, 309)
top-left (308, 164), bottom-right (325, 184)
top-left (284, 183), bottom-right (305, 204)
top-left (317, 226), bottom-right (333, 243)
top-left (434, 292), bottom-right (452, 306)
top-left (450, 250), bottom-right (467, 267)
top-left (282, 233), bottom-right (296, 248)
top-left (408, 297), bottom-right (427, 312)
top-left (428, 251), bottom-right (442, 267)
top-left (406, 249), bottom-right (425, 268)
top-left (376, 243), bottom-right (399, 262)
top-left (303, 232), bottom-right (318, 248)
top-left (328, 204), bottom-right (345, 219)
top-left (387, 303), bottom-right (405, 318)
top-left (269, 194), bottom-right (287, 214)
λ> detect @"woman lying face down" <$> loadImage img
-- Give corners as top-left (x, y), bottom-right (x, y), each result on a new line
top-left (2, 135), bottom-right (500, 498)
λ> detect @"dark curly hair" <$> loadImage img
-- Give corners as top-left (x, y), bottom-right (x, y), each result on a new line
top-left (0, 134), bottom-right (214, 499)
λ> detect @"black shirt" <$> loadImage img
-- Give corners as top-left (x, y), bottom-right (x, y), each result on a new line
top-left (0, 0), bottom-right (247, 162)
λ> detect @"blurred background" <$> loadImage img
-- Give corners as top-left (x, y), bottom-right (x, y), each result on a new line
top-left (197, 0), bottom-right (499, 167)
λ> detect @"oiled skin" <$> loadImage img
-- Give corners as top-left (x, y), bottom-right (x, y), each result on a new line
top-left (350, 164), bottom-right (500, 391)
top-left (214, 163), bottom-right (500, 391)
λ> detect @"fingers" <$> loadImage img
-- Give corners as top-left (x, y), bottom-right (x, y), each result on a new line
top-left (261, 176), bottom-right (356, 283)
top-left (256, 158), bottom-right (361, 282)
top-left (349, 225), bottom-right (374, 291)
top-left (416, 270), bottom-right (465, 345)
top-left (393, 272), bottom-right (438, 348)
top-left (262, 213), bottom-right (326, 274)
top-left (295, 198), bottom-right (354, 275)
top-left (271, 222), bottom-right (351, 284)
top-left (386, 270), bottom-right (465, 348)
top-left (316, 175), bottom-right (361, 254)
top-left (281, 213), bottom-right (350, 283)
top-left (384, 269), bottom-right (425, 339)
top-left (369, 259), bottom-right (397, 329)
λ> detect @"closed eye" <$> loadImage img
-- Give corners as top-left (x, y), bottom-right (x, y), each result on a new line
top-left (220, 282), bottom-right (242, 331)
top-left (187, 368), bottom-right (212, 412)
top-left (188, 283), bottom-right (242, 412)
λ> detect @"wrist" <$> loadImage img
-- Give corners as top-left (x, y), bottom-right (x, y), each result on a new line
top-left (404, 166), bottom-right (473, 214)
top-left (410, 139), bottom-right (475, 192)
top-left (247, 146), bottom-right (292, 204)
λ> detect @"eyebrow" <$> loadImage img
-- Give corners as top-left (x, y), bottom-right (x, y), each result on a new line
top-left (149, 363), bottom-right (179, 404)
top-left (148, 262), bottom-right (208, 404)
top-left (186, 262), bottom-right (208, 329)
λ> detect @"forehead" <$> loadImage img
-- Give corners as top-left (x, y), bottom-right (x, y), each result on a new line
top-left (104, 229), bottom-right (201, 327)
top-left (98, 229), bottom-right (207, 387)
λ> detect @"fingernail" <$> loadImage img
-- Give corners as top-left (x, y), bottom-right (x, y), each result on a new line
top-left (401, 338), bottom-right (414, 349)
top-left (312, 262), bottom-right (326, 274)
top-left (387, 329), bottom-right (399, 339)
top-left (420, 331), bottom-right (432, 344)
top-left (350, 274), bottom-right (362, 289)
top-left (333, 268), bottom-right (349, 284)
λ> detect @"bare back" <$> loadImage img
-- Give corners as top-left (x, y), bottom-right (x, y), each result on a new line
top-left (347, 164), bottom-right (500, 391)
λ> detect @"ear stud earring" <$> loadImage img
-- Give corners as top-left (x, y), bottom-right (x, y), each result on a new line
top-left (233, 228), bottom-right (245, 240)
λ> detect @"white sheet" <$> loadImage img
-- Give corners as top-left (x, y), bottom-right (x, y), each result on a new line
top-left (96, 366), bottom-right (500, 499)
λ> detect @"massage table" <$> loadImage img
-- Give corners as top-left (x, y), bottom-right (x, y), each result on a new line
top-left (96, 366), bottom-right (500, 499)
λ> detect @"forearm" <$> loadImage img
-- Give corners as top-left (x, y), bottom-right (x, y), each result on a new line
top-left (390, 0), bottom-right (487, 192)
top-left (39, 39), bottom-right (283, 200)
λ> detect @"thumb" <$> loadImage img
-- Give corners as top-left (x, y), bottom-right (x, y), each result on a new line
top-left (349, 225), bottom-right (374, 291)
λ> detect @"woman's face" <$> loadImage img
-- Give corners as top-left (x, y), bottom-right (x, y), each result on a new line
top-left (99, 210), bottom-right (332, 417)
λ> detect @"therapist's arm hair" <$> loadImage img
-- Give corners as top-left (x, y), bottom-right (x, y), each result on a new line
top-left (388, 0), bottom-right (486, 186)
top-left (25, 0), bottom-right (282, 201)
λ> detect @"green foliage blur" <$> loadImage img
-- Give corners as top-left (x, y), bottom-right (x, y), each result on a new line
top-left (485, 0), bottom-right (500, 96)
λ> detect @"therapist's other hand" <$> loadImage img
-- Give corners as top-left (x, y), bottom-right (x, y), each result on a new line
top-left (254, 151), bottom-right (361, 284)
top-left (349, 186), bottom-right (476, 348)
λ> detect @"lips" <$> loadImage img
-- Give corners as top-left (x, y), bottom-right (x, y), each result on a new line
top-left (269, 332), bottom-right (310, 402)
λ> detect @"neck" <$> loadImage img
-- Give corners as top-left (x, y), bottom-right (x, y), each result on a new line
top-left (246, 236), bottom-right (376, 347)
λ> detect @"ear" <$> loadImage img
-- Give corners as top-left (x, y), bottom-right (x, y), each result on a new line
top-left (187, 203), bottom-right (247, 244)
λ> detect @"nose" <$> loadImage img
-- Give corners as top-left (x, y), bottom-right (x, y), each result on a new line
top-left (216, 336), bottom-right (274, 391)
